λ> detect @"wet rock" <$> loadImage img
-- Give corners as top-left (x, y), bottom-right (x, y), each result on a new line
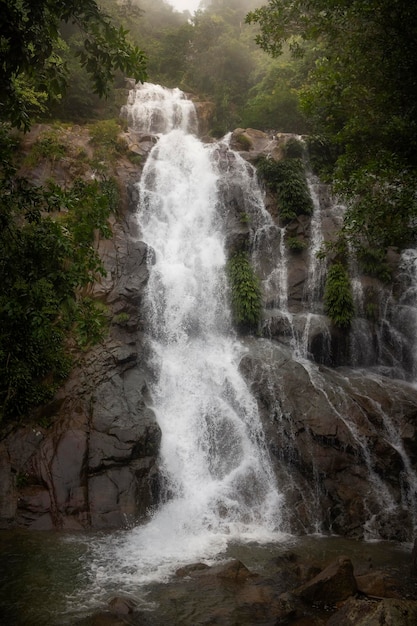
top-left (0, 142), bottom-right (160, 530)
top-left (356, 570), bottom-right (400, 598)
top-left (240, 336), bottom-right (417, 540)
top-left (0, 443), bottom-right (15, 526)
top-left (175, 562), bottom-right (210, 577)
top-left (193, 99), bottom-right (215, 136)
top-left (293, 556), bottom-right (357, 604)
top-left (230, 128), bottom-right (289, 161)
top-left (108, 596), bottom-right (136, 615)
top-left (326, 597), bottom-right (417, 625)
top-left (76, 609), bottom-right (150, 626)
top-left (411, 538), bottom-right (417, 576)
top-left (211, 559), bottom-right (255, 582)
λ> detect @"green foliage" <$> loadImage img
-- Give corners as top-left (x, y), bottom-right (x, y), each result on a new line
top-left (284, 138), bottom-right (304, 159)
top-left (241, 56), bottom-right (310, 133)
top-left (61, 178), bottom-right (116, 244)
top-left (24, 130), bottom-right (67, 166)
top-left (305, 135), bottom-right (339, 182)
top-left (235, 133), bottom-right (253, 151)
top-left (89, 119), bottom-right (127, 158)
top-left (0, 128), bottom-right (116, 422)
top-left (286, 236), bottom-right (306, 252)
top-left (324, 263), bottom-right (355, 329)
top-left (247, 0), bottom-right (417, 257)
top-left (74, 298), bottom-right (108, 349)
top-left (112, 312), bottom-right (130, 326)
top-left (0, 0), bottom-right (147, 130)
top-left (355, 247), bottom-right (391, 283)
top-left (227, 251), bottom-right (262, 330)
top-left (256, 156), bottom-right (313, 221)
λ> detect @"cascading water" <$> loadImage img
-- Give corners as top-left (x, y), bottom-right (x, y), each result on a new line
top-left (86, 84), bottom-right (285, 596)
top-left (67, 84), bottom-right (417, 618)
top-left (387, 248), bottom-right (417, 380)
top-left (246, 137), bottom-right (417, 540)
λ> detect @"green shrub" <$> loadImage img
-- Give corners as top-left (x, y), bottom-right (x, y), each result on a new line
top-left (113, 312), bottom-right (130, 326)
top-left (356, 246), bottom-right (391, 283)
top-left (74, 298), bottom-right (108, 349)
top-left (305, 135), bottom-right (339, 181)
top-left (324, 263), bottom-right (355, 328)
top-left (284, 138), bottom-right (304, 159)
top-left (235, 133), bottom-right (252, 151)
top-left (0, 139), bottom-right (115, 422)
top-left (286, 236), bottom-right (307, 252)
top-left (89, 119), bottom-right (126, 159)
top-left (256, 156), bottom-right (313, 222)
top-left (25, 130), bottom-right (67, 166)
top-left (227, 251), bottom-right (262, 330)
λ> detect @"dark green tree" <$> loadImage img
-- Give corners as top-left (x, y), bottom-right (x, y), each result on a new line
top-left (0, 0), bottom-right (147, 129)
top-left (0, 129), bottom-right (115, 421)
top-left (247, 0), bottom-right (417, 258)
top-left (0, 1), bottom-right (147, 422)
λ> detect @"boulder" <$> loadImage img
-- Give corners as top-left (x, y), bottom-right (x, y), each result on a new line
top-left (327, 597), bottom-right (417, 625)
top-left (108, 596), bottom-right (137, 615)
top-left (240, 337), bottom-right (417, 539)
top-left (175, 562), bottom-right (210, 577)
top-left (293, 556), bottom-right (357, 604)
top-left (213, 559), bottom-right (255, 582)
top-left (356, 570), bottom-right (400, 598)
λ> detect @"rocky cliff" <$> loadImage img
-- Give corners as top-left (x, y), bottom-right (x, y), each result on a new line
top-left (1, 119), bottom-right (417, 542)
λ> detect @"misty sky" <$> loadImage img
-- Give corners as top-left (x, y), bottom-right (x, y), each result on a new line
top-left (166, 0), bottom-right (202, 13)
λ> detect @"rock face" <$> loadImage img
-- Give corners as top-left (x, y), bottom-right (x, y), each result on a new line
top-left (0, 158), bottom-right (161, 529)
top-left (1, 118), bottom-right (417, 541)
top-left (241, 337), bottom-right (417, 539)
top-left (293, 556), bottom-right (357, 603)
top-left (131, 554), bottom-right (416, 625)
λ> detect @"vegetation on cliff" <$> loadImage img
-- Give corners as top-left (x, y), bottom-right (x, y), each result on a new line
top-left (323, 263), bottom-right (355, 329)
top-left (256, 155), bottom-right (313, 222)
top-left (0, 126), bottom-right (119, 421)
top-left (247, 0), bottom-right (417, 260)
top-left (0, 0), bottom-right (147, 129)
top-left (0, 0), bottom-right (143, 422)
top-left (227, 251), bottom-right (262, 331)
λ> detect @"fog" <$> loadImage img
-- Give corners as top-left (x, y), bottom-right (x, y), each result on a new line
top-left (165, 0), bottom-right (202, 13)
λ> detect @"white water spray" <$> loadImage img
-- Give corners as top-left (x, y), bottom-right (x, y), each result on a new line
top-left (88, 84), bottom-right (284, 593)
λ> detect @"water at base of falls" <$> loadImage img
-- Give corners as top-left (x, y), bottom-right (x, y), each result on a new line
top-left (0, 531), bottom-right (412, 625)
top-left (44, 84), bottom-right (417, 618)
top-left (80, 84), bottom-right (286, 602)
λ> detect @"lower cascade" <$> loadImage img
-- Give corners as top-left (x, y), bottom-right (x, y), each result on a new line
top-left (87, 84), bottom-right (286, 591)
top-left (3, 84), bottom-right (417, 623)
top-left (83, 84), bottom-right (417, 598)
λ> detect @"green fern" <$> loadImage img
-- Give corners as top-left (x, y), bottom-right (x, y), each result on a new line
top-left (227, 251), bottom-right (262, 330)
top-left (324, 263), bottom-right (355, 328)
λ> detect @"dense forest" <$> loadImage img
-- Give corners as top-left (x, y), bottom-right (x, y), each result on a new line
top-left (1, 0), bottom-right (417, 421)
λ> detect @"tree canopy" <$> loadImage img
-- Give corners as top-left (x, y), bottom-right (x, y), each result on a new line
top-left (0, 0), bottom-right (147, 129)
top-left (0, 0), bottom-right (146, 422)
top-left (247, 0), bottom-right (417, 260)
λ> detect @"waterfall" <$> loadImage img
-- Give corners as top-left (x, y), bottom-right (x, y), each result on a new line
top-left (75, 86), bottom-right (417, 609)
top-left (389, 248), bottom-right (417, 379)
top-left (304, 176), bottom-right (327, 311)
top-left (88, 84), bottom-right (284, 591)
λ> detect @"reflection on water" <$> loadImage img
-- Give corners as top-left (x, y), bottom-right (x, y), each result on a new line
top-left (0, 530), bottom-right (413, 625)
top-left (0, 530), bottom-right (88, 625)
